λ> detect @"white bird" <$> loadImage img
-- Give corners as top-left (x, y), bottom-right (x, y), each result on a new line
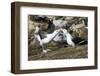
top-left (61, 29), bottom-right (75, 47)
top-left (34, 26), bottom-right (61, 53)
top-left (52, 17), bottom-right (75, 47)
top-left (33, 17), bottom-right (75, 54)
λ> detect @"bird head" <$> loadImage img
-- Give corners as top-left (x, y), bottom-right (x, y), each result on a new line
top-left (34, 25), bottom-right (40, 34)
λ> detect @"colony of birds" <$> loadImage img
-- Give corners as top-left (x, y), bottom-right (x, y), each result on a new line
top-left (28, 15), bottom-right (88, 59)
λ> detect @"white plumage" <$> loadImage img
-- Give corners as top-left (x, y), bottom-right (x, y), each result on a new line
top-left (61, 29), bottom-right (75, 47)
top-left (34, 17), bottom-right (75, 54)
top-left (34, 27), bottom-right (60, 45)
top-left (34, 26), bottom-right (75, 54)
top-left (53, 18), bottom-right (75, 47)
top-left (34, 26), bottom-right (61, 53)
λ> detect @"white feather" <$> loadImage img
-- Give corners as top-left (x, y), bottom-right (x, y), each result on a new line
top-left (41, 30), bottom-right (59, 44)
top-left (62, 29), bottom-right (75, 47)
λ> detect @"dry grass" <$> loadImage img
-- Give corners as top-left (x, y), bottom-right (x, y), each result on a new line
top-left (28, 44), bottom-right (88, 60)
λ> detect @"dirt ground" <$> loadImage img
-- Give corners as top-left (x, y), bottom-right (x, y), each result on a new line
top-left (28, 44), bottom-right (88, 60)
